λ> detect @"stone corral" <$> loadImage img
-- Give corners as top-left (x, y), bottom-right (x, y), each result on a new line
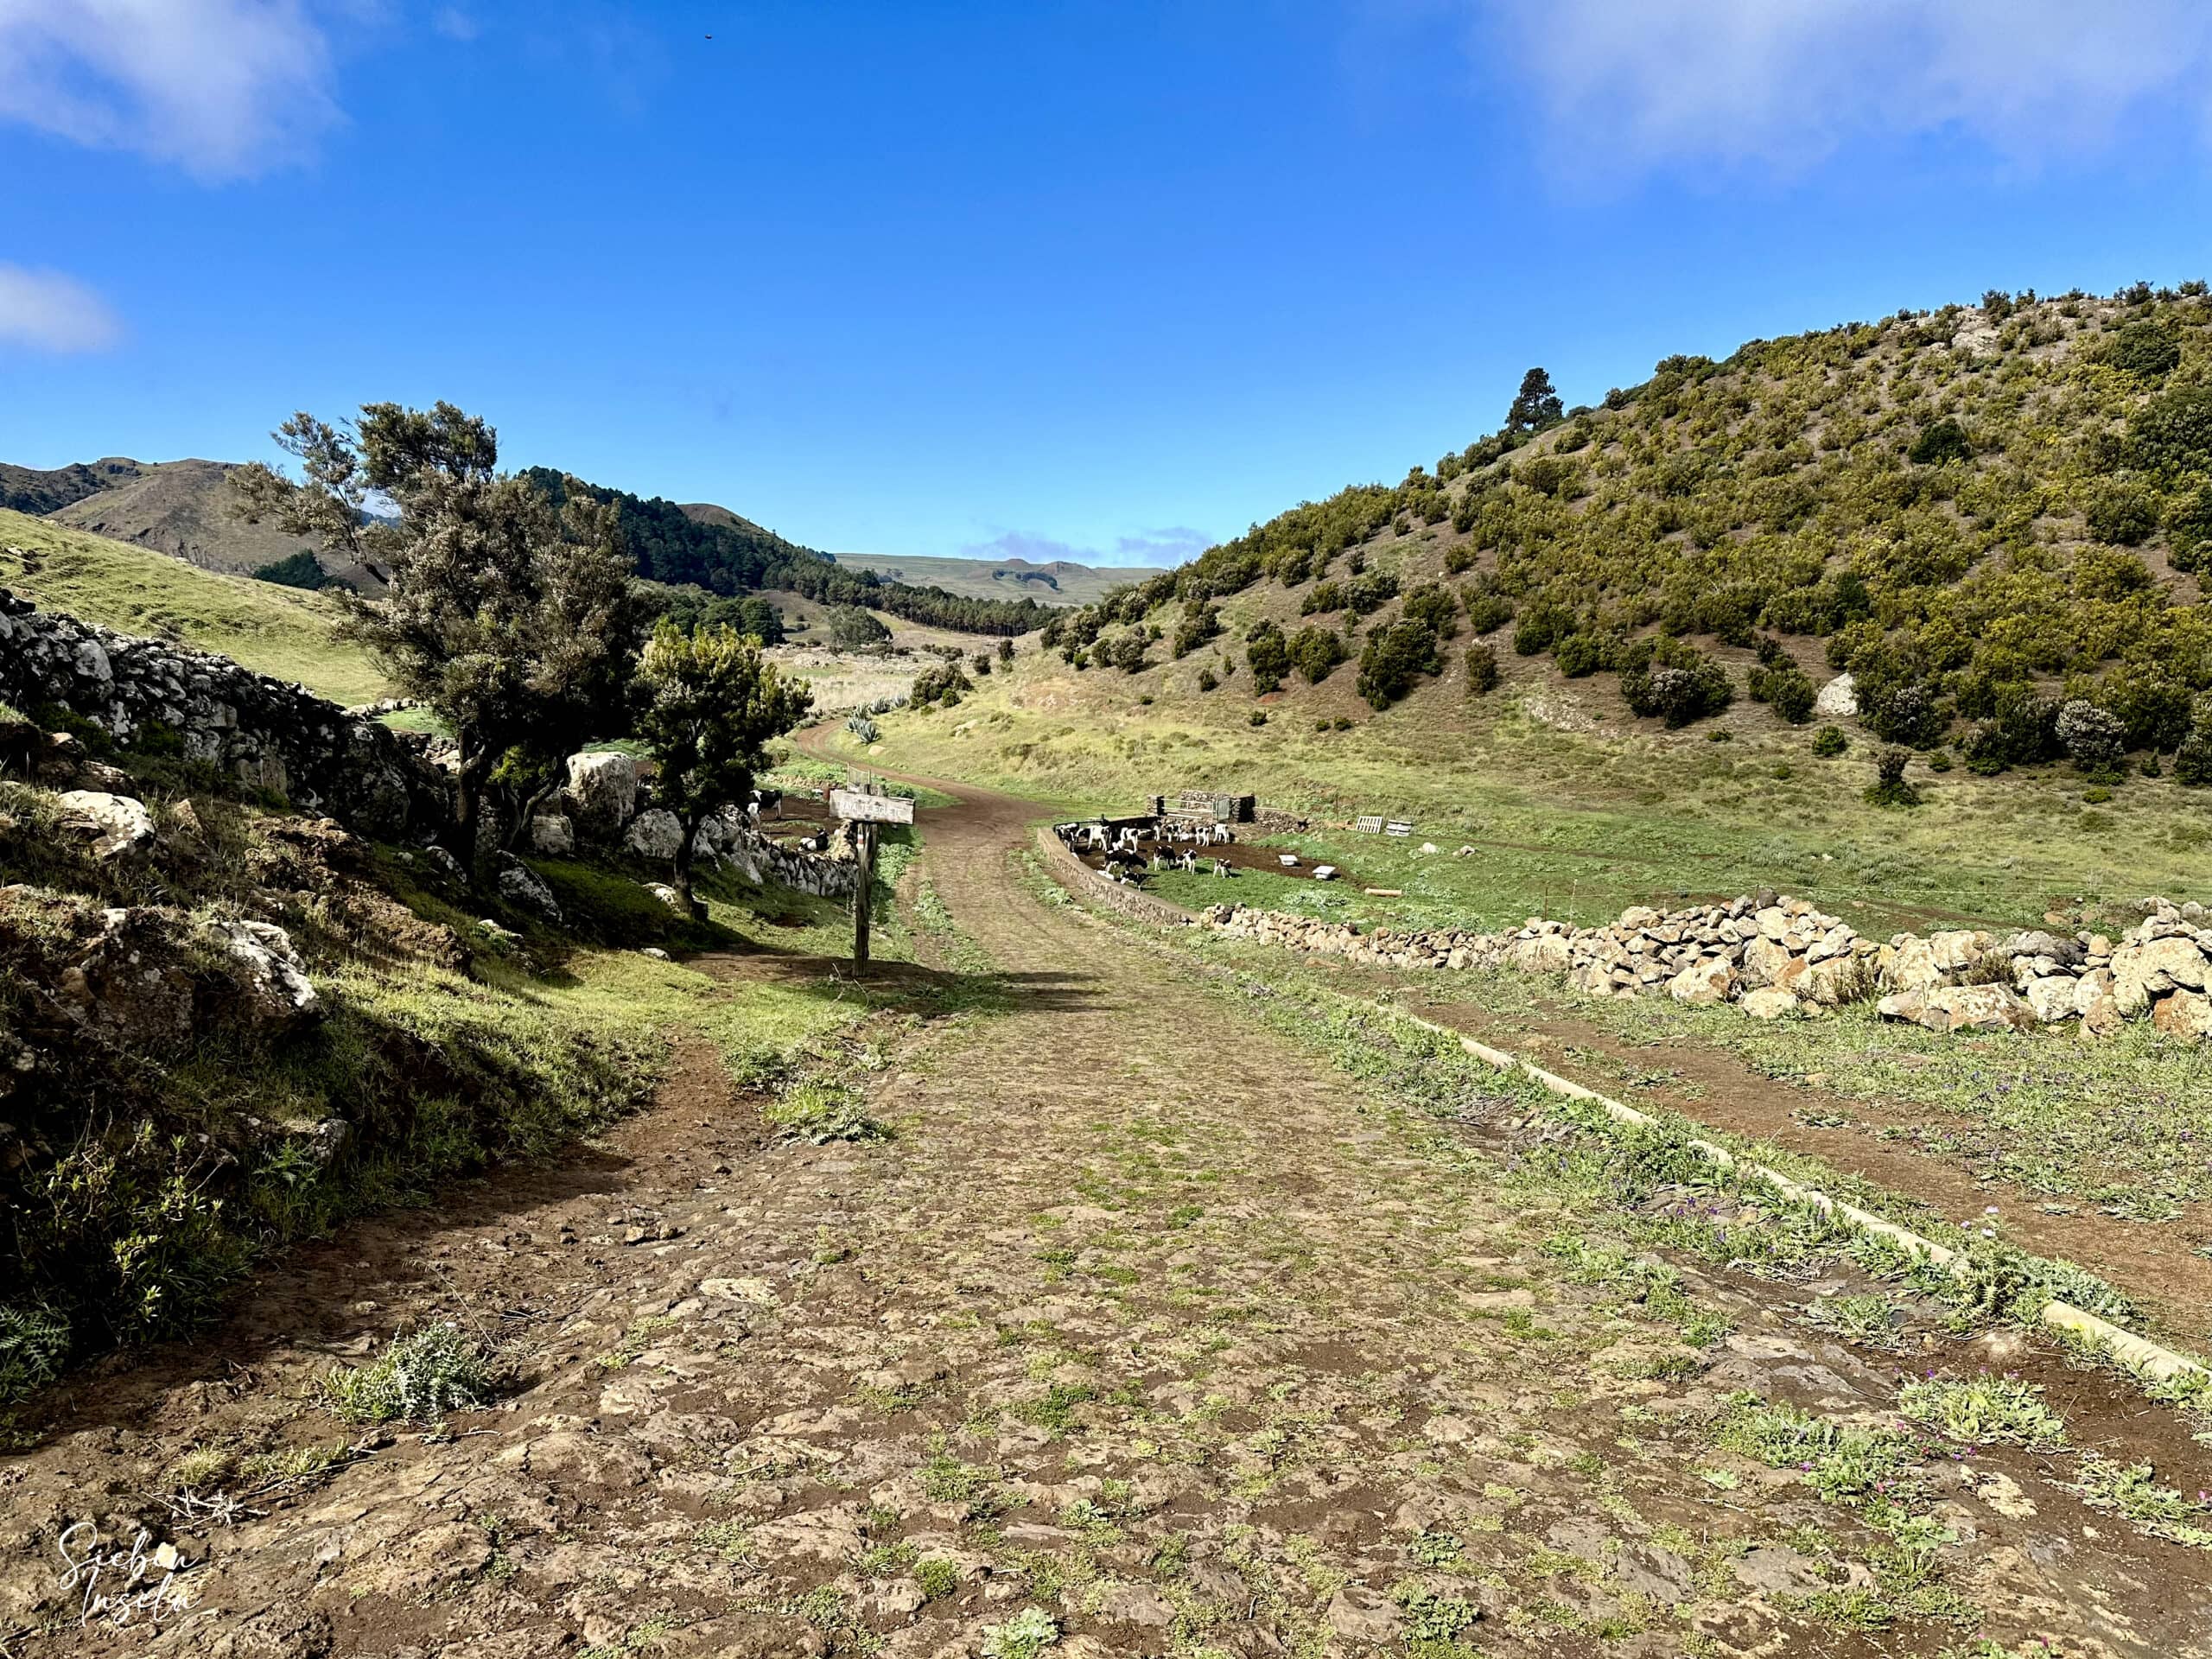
top-left (1201, 893), bottom-right (2212, 1043)
top-left (0, 588), bottom-right (445, 838)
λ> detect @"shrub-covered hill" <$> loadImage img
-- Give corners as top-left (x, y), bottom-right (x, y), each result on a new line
top-left (1048, 280), bottom-right (2212, 779)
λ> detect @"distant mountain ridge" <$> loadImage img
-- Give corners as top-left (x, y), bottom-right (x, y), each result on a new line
top-left (829, 550), bottom-right (1176, 607)
top-left (2, 453), bottom-right (1058, 637)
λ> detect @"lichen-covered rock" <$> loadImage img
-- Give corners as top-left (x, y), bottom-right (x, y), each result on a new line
top-left (529, 813), bottom-right (575, 856)
top-left (495, 859), bottom-right (563, 925)
top-left (2110, 935), bottom-right (2210, 1015)
top-left (54, 789), bottom-right (156, 861)
top-left (2023, 975), bottom-right (2081, 1024)
top-left (1668, 957), bottom-right (1735, 1005)
top-left (623, 808), bottom-right (683, 862)
top-left (2152, 988), bottom-right (2212, 1039)
top-left (564, 751), bottom-right (639, 839)
top-left (208, 918), bottom-right (321, 1028)
top-left (1881, 983), bottom-right (2034, 1034)
top-left (1740, 987), bottom-right (1804, 1020)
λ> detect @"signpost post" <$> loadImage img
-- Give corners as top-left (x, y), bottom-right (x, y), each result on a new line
top-left (830, 786), bottom-right (915, 967)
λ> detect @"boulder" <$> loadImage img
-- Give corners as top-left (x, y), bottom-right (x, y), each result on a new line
top-left (2022, 975), bottom-right (2081, 1024)
top-left (1506, 934), bottom-right (1571, 974)
top-left (208, 918), bottom-right (321, 1027)
top-left (1799, 954), bottom-right (1871, 1007)
top-left (564, 751), bottom-right (639, 838)
top-left (1881, 936), bottom-right (1943, 994)
top-left (1813, 672), bottom-right (1857, 717)
top-left (1618, 906), bottom-right (1661, 930)
top-left (644, 882), bottom-right (690, 915)
top-left (1880, 983), bottom-right (2034, 1035)
top-left (2075, 968), bottom-right (2124, 1037)
top-left (1929, 930), bottom-right (1989, 973)
top-left (529, 813), bottom-right (575, 856)
top-left (623, 808), bottom-right (684, 862)
top-left (55, 790), bottom-right (156, 861)
top-left (495, 859), bottom-right (563, 925)
top-left (2152, 988), bottom-right (2212, 1041)
top-left (1667, 957), bottom-right (1736, 1006)
top-left (2110, 935), bottom-right (2210, 1015)
top-left (1740, 986), bottom-right (1804, 1020)
top-left (1740, 935), bottom-right (1795, 989)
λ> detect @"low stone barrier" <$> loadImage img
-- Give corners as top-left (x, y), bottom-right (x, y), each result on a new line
top-left (1033, 826), bottom-right (1195, 928)
top-left (0, 588), bottom-right (446, 838)
top-left (1201, 892), bottom-right (2212, 1043)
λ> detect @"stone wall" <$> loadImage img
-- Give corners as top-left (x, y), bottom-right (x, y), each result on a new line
top-left (1202, 893), bottom-right (2212, 1042)
top-left (0, 588), bottom-right (445, 839)
top-left (1034, 826), bottom-right (1196, 928)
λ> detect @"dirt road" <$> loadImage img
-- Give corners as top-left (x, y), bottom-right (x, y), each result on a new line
top-left (4, 769), bottom-right (2209, 1656)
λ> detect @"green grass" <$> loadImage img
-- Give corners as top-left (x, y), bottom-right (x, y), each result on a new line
top-left (0, 510), bottom-right (391, 705)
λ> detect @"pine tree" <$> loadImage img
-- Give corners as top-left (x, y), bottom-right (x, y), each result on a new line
top-left (1505, 367), bottom-right (1564, 435)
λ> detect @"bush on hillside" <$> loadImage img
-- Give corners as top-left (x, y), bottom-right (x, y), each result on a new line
top-left (1246, 620), bottom-right (1291, 695)
top-left (1400, 583), bottom-right (1460, 639)
top-left (251, 550), bottom-right (334, 591)
top-left (2085, 480), bottom-right (2158, 545)
top-left (1289, 625), bottom-right (1347, 684)
top-left (1811, 725), bottom-right (1848, 757)
top-left (2177, 699), bottom-right (2212, 785)
top-left (1618, 639), bottom-right (1732, 728)
top-left (2105, 321), bottom-right (2181, 380)
top-left (2055, 698), bottom-right (2128, 779)
top-left (1749, 664), bottom-right (1816, 723)
top-left (1554, 632), bottom-right (1608, 677)
top-left (1172, 602), bottom-right (1222, 658)
top-left (1909, 417), bottom-right (1973, 465)
top-left (1465, 642), bottom-right (1499, 695)
top-left (1464, 588), bottom-right (1514, 635)
top-left (909, 659), bottom-right (973, 709)
top-left (1356, 618), bottom-right (1444, 709)
top-left (1866, 747), bottom-right (1922, 807)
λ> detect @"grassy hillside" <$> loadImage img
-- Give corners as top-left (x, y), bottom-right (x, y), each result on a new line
top-left (1047, 283), bottom-right (2212, 775)
top-left (830, 550), bottom-right (1173, 607)
top-left (0, 510), bottom-right (391, 706)
top-left (842, 285), bottom-right (2212, 931)
top-left (49, 458), bottom-right (380, 590)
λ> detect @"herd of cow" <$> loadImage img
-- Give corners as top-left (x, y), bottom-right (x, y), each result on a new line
top-left (1055, 817), bottom-right (1237, 885)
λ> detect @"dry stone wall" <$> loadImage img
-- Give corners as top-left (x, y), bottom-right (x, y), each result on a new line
top-left (1202, 893), bottom-right (2212, 1043)
top-left (0, 587), bottom-right (445, 839)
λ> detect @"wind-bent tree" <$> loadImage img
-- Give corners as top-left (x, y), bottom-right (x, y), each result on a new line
top-left (233, 402), bottom-right (639, 868)
top-left (635, 620), bottom-right (814, 906)
top-left (1505, 366), bottom-right (1564, 435)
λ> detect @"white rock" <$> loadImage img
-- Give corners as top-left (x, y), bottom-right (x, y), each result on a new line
top-left (565, 750), bottom-right (639, 837)
top-left (529, 813), bottom-right (575, 855)
top-left (2023, 976), bottom-right (2081, 1023)
top-left (208, 918), bottom-right (321, 1025)
top-left (1668, 957), bottom-right (1736, 1006)
top-left (1813, 672), bottom-right (1857, 718)
top-left (55, 789), bottom-right (156, 860)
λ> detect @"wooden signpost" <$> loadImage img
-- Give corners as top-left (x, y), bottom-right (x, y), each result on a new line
top-left (830, 786), bottom-right (915, 966)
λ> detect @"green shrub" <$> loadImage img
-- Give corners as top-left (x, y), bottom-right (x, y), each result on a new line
top-left (1356, 618), bottom-right (1444, 709)
top-left (1195, 667), bottom-right (1218, 693)
top-left (2085, 480), bottom-right (2158, 546)
top-left (251, 550), bottom-right (334, 590)
top-left (1465, 589), bottom-right (1514, 634)
top-left (2177, 699), bottom-right (2212, 785)
top-left (1246, 620), bottom-right (1291, 694)
top-left (1171, 602), bottom-right (1221, 658)
top-left (2104, 321), bottom-right (2180, 380)
top-left (0, 1303), bottom-right (70, 1405)
top-left (323, 1322), bottom-right (493, 1423)
top-left (1866, 747), bottom-right (1922, 807)
top-left (1464, 642), bottom-right (1499, 696)
top-left (2128, 385), bottom-right (2212, 476)
top-left (1554, 632), bottom-right (1607, 677)
top-left (1620, 640), bottom-right (1732, 728)
top-left (1288, 625), bottom-right (1347, 684)
top-left (1400, 582), bottom-right (1460, 639)
top-left (2055, 698), bottom-right (2128, 776)
top-left (1909, 417), bottom-right (1973, 464)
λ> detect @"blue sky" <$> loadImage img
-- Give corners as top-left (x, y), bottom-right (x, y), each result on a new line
top-left (7, 2), bottom-right (2212, 567)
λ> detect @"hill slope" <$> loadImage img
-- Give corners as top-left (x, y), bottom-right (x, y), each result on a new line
top-left (829, 550), bottom-right (1173, 607)
top-left (1050, 281), bottom-right (2212, 774)
top-left (0, 510), bottom-right (389, 706)
top-left (0, 456), bottom-right (151, 516)
top-left (48, 458), bottom-right (382, 590)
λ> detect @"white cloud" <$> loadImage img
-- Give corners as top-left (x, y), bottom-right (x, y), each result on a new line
top-left (0, 264), bottom-right (121, 353)
top-left (1488, 0), bottom-right (2212, 175)
top-left (0, 0), bottom-right (339, 179)
top-left (431, 5), bottom-right (477, 42)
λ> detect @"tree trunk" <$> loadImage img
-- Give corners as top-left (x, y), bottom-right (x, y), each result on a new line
top-left (672, 809), bottom-right (702, 908)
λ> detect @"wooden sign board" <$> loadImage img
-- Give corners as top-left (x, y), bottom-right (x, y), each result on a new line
top-left (830, 789), bottom-right (915, 825)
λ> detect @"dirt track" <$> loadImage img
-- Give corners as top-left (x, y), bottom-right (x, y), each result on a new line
top-left (3, 762), bottom-right (2210, 1656)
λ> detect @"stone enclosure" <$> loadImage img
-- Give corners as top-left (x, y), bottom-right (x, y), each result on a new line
top-left (1202, 893), bottom-right (2212, 1043)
